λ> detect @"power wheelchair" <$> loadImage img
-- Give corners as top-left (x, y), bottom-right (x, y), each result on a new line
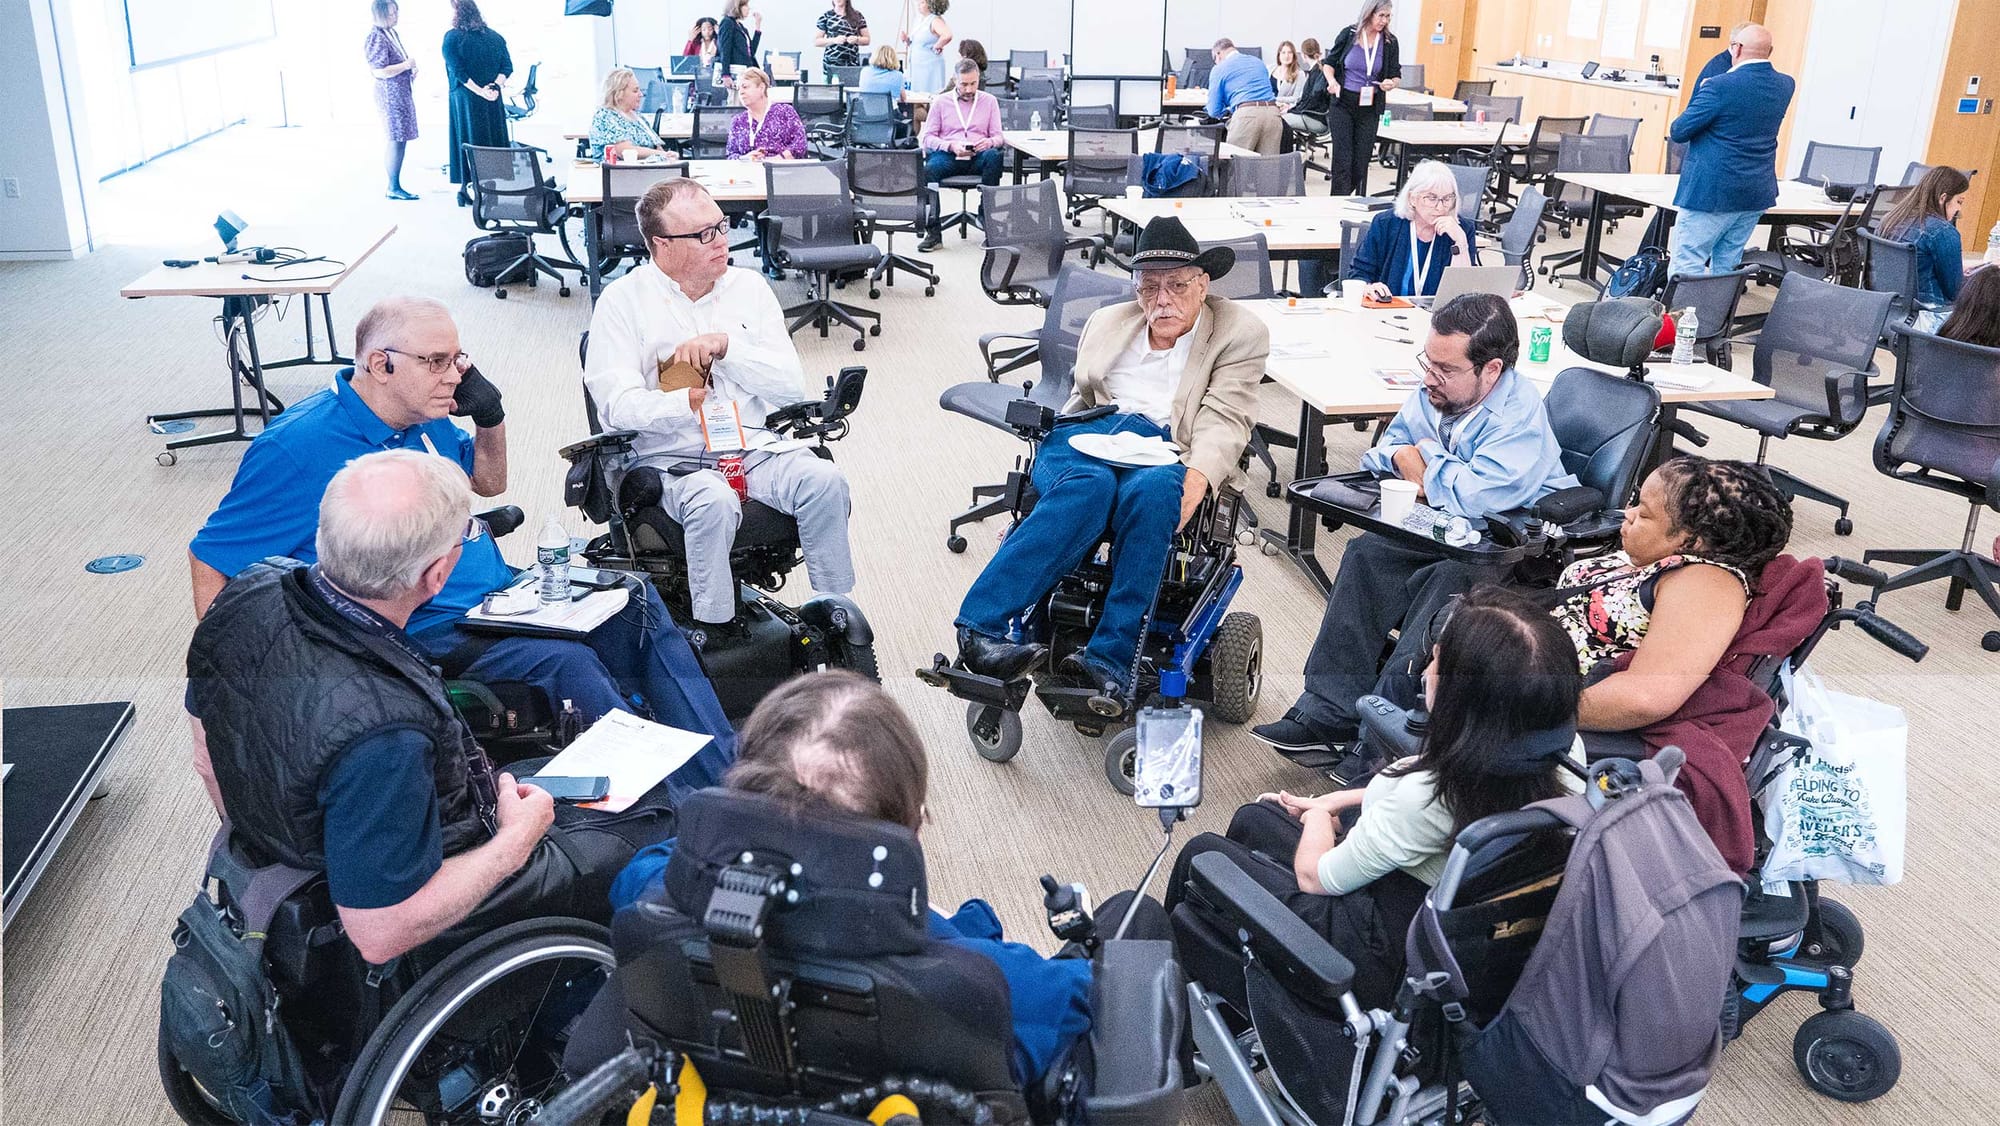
top-left (915, 400), bottom-right (1264, 794)
top-left (534, 788), bottom-right (1189, 1126)
top-left (160, 830), bottom-right (621, 1126)
top-left (560, 336), bottom-right (876, 720)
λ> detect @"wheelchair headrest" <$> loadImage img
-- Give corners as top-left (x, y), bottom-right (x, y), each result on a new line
top-left (664, 789), bottom-right (929, 958)
top-left (1561, 298), bottom-right (1664, 369)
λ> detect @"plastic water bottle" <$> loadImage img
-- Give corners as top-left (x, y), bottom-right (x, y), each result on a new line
top-left (1672, 307), bottom-right (1698, 365)
top-left (1986, 220), bottom-right (2000, 264)
top-left (1030, 110), bottom-right (1042, 133)
top-left (537, 514), bottom-right (570, 605)
top-left (1401, 503), bottom-right (1480, 547)
top-left (1379, 107), bottom-right (1393, 130)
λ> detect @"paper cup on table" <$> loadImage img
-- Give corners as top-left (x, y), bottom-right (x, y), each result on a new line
top-left (1379, 479), bottom-right (1419, 524)
top-left (1124, 185), bottom-right (1145, 200)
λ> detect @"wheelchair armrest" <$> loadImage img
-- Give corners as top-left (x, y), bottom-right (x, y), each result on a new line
top-left (476, 505), bottom-right (526, 538)
top-left (1082, 939), bottom-right (1187, 1126)
top-left (1188, 852), bottom-right (1356, 1007)
top-left (1530, 484), bottom-right (1604, 526)
top-left (1285, 473), bottom-right (1548, 565)
top-left (558, 430), bottom-right (640, 463)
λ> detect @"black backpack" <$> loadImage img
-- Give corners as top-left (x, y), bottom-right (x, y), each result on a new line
top-left (159, 833), bottom-right (323, 1125)
top-left (1605, 245), bottom-right (1669, 300)
top-left (464, 233), bottom-right (534, 287)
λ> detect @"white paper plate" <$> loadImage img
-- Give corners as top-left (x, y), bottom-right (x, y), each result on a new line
top-left (1067, 432), bottom-right (1182, 467)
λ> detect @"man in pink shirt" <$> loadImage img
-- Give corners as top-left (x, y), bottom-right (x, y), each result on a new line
top-left (918, 58), bottom-right (1004, 250)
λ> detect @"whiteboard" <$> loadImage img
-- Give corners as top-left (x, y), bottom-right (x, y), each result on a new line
top-left (124, 0), bottom-right (276, 70)
top-left (1072, 0), bottom-right (1164, 114)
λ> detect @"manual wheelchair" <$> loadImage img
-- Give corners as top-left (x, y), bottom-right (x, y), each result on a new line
top-left (916, 400), bottom-right (1263, 794)
top-left (560, 340), bottom-right (875, 720)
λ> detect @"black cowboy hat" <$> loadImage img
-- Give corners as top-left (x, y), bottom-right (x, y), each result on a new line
top-left (1129, 215), bottom-right (1234, 281)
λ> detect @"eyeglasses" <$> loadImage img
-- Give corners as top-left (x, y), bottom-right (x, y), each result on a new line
top-left (384, 348), bottom-right (472, 375)
top-left (1413, 348), bottom-right (1470, 381)
top-left (652, 218), bottom-right (731, 245)
top-left (1135, 276), bottom-right (1200, 300)
top-left (462, 516), bottom-right (487, 544)
top-left (1414, 192), bottom-right (1458, 207)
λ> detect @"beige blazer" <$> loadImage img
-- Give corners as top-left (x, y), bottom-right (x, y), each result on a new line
top-left (1065, 294), bottom-right (1270, 491)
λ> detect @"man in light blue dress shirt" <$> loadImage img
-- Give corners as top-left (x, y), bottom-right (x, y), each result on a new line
top-left (1205, 38), bottom-right (1282, 154)
top-left (1255, 294), bottom-right (1578, 758)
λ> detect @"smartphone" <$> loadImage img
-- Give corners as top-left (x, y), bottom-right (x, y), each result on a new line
top-left (567, 567), bottom-right (623, 591)
top-left (525, 775), bottom-right (611, 802)
top-left (1133, 706), bottom-right (1203, 809)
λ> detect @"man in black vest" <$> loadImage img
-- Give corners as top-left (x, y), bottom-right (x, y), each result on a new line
top-left (188, 450), bottom-right (668, 965)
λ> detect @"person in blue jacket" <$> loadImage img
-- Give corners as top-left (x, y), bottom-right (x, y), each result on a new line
top-left (1878, 164), bottom-right (1973, 331)
top-left (609, 670), bottom-right (1171, 1088)
top-left (1665, 23), bottom-right (1795, 279)
top-left (1301, 159), bottom-right (1477, 299)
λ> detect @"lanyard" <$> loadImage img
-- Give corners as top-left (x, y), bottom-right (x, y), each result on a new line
top-left (1408, 232), bottom-right (1437, 296)
top-left (1358, 32), bottom-right (1380, 81)
top-left (948, 91), bottom-right (977, 132)
top-left (1437, 404), bottom-right (1480, 452)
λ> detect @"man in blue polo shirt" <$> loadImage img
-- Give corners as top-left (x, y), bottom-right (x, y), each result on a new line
top-left (1205, 38), bottom-right (1282, 155)
top-left (187, 296), bottom-right (734, 800)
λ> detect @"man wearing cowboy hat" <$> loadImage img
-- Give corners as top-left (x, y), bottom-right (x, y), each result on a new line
top-left (950, 217), bottom-right (1268, 708)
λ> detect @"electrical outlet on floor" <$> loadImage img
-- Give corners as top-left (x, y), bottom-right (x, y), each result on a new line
top-left (2, 178), bottom-right (19, 199)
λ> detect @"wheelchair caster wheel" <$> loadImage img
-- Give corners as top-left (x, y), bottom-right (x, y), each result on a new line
top-left (869, 324), bottom-right (881, 336)
top-left (1104, 728), bottom-right (1138, 796)
top-left (156, 451), bottom-right (177, 467)
top-left (925, 285), bottom-right (936, 296)
top-left (869, 287), bottom-right (881, 299)
top-left (1265, 482), bottom-right (1282, 498)
top-left (852, 338), bottom-right (866, 351)
top-left (1260, 540), bottom-right (1280, 557)
top-left (1983, 631), bottom-right (2000, 653)
top-left (1834, 517), bottom-right (1854, 536)
top-left (946, 534), bottom-right (967, 553)
top-left (1794, 1009), bottom-right (1900, 1102)
top-left (495, 289), bottom-right (508, 299)
top-left (967, 703), bottom-right (1023, 763)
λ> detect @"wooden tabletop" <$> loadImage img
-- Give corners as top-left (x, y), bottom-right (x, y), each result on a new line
top-left (1002, 129), bottom-right (1257, 162)
top-left (121, 226), bottom-right (397, 299)
top-left (1246, 293), bottom-right (1773, 416)
top-left (564, 159), bottom-right (791, 205)
top-left (1551, 172), bottom-right (1855, 218)
top-left (1103, 195), bottom-right (1383, 253)
top-left (1165, 87), bottom-right (1464, 114)
top-left (1378, 120), bottom-right (1533, 148)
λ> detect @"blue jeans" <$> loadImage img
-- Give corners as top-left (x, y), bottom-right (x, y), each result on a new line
top-left (924, 147), bottom-right (1006, 231)
top-left (956, 413), bottom-right (1185, 688)
top-left (415, 583), bottom-right (736, 793)
top-left (1668, 208), bottom-right (1763, 279)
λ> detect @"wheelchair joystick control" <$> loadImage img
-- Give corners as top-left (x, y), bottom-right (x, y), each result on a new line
top-left (1041, 874), bottom-right (1098, 949)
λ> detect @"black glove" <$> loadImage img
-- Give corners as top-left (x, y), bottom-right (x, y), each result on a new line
top-left (452, 364), bottom-right (506, 428)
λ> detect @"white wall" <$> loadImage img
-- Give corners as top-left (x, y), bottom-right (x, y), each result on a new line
top-left (0, 0), bottom-right (92, 258)
top-left (1786, 0), bottom-right (1954, 182)
top-left (1166, 0), bottom-right (1420, 69)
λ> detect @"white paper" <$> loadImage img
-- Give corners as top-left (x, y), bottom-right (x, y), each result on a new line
top-left (1567, 0), bottom-right (1605, 39)
top-left (1644, 0), bottom-right (1690, 50)
top-left (538, 708), bottom-right (713, 812)
top-left (463, 574), bottom-right (630, 634)
top-left (1601, 0), bottom-right (1641, 59)
top-left (1646, 366), bottom-right (1713, 390)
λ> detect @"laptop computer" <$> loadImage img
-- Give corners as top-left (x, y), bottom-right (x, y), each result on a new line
top-left (1410, 265), bottom-right (1519, 310)
top-left (669, 54), bottom-right (701, 76)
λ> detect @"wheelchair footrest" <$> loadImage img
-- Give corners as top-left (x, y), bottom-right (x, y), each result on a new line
top-left (1034, 681), bottom-right (1124, 721)
top-left (915, 655), bottom-right (1031, 712)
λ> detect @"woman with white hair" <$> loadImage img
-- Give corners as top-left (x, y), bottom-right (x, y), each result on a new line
top-left (588, 67), bottom-right (672, 162)
top-left (1305, 159), bottom-right (1477, 299)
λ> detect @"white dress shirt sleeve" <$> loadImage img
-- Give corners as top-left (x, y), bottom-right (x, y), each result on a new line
top-left (582, 278), bottom-right (699, 440)
top-left (712, 276), bottom-right (810, 408)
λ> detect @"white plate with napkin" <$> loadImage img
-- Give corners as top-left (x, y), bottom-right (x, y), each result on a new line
top-left (1066, 431), bottom-right (1183, 467)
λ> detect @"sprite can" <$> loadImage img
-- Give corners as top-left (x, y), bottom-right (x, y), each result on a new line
top-left (1529, 325), bottom-right (1552, 364)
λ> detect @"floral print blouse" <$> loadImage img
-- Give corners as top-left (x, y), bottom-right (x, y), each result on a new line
top-left (1553, 551), bottom-right (1751, 673)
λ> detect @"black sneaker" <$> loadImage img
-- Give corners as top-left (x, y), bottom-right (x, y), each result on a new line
top-left (917, 231), bottom-right (943, 252)
top-left (1251, 709), bottom-right (1355, 756)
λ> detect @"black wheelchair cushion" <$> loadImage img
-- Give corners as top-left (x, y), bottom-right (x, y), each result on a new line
top-left (621, 466), bottom-right (801, 557)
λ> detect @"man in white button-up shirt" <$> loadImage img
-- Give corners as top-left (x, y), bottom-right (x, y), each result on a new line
top-left (584, 178), bottom-right (856, 627)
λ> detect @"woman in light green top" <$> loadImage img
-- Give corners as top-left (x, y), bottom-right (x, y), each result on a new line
top-left (589, 67), bottom-right (672, 162)
top-left (1166, 585), bottom-right (1580, 1009)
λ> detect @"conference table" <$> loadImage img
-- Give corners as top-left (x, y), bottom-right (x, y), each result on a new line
top-left (1101, 195), bottom-right (1383, 264)
top-left (1551, 172), bottom-right (1857, 292)
top-left (1165, 87), bottom-right (1466, 116)
top-left (1377, 120), bottom-right (1534, 187)
top-left (1242, 291), bottom-right (1773, 591)
top-left (1000, 129), bottom-right (1258, 180)
top-left (564, 158), bottom-right (783, 299)
top-left (121, 224), bottom-right (396, 464)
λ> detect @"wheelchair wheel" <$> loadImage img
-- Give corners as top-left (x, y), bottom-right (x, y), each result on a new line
top-left (158, 1023), bottom-right (236, 1125)
top-left (966, 703), bottom-right (1023, 763)
top-left (1204, 613), bottom-right (1262, 725)
top-left (1805, 898), bottom-right (1864, 967)
top-left (1794, 1009), bottom-right (1900, 1102)
top-left (333, 917), bottom-right (614, 1126)
top-left (1103, 728), bottom-right (1139, 796)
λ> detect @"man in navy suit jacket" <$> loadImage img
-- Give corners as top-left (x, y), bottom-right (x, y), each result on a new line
top-left (1666, 24), bottom-right (1795, 278)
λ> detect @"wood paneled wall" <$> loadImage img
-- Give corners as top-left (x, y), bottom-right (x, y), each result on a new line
top-left (1924, 0), bottom-right (2000, 242)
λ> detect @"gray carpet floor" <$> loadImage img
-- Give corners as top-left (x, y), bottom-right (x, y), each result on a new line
top-left (2, 121), bottom-right (1996, 1124)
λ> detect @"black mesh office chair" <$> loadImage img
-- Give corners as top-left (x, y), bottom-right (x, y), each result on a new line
top-left (1063, 127), bottom-right (1141, 224)
top-left (982, 59), bottom-right (1011, 94)
top-left (759, 161), bottom-right (884, 349)
top-left (628, 64), bottom-right (668, 113)
top-left (943, 264), bottom-right (1133, 546)
top-left (1497, 183), bottom-right (1548, 290)
top-left (843, 90), bottom-right (908, 148)
top-left (1586, 112), bottom-right (1641, 151)
top-left (1464, 94), bottom-right (1522, 124)
top-left (463, 144), bottom-right (582, 299)
top-left (1453, 79), bottom-right (1494, 100)
top-left (1503, 115), bottom-right (1587, 200)
top-left (828, 65), bottom-right (864, 88)
top-left (793, 83), bottom-right (850, 154)
top-left (1666, 140), bottom-right (1687, 174)
top-left (1400, 62), bottom-right (1427, 93)
top-left (1201, 233), bottom-right (1275, 300)
top-left (1683, 273), bottom-right (1893, 534)
top-left (1176, 56), bottom-right (1214, 93)
top-left (1796, 141), bottom-right (1882, 190)
top-left (1389, 102), bottom-right (1434, 122)
top-left (979, 178), bottom-right (1105, 307)
top-left (1857, 229), bottom-right (1921, 332)
top-left (998, 96), bottom-right (1058, 130)
top-left (1446, 158), bottom-right (1490, 226)
top-left (1659, 269), bottom-right (1750, 368)
top-left (1865, 185), bottom-right (1917, 231)
top-left (687, 104), bottom-right (735, 159)
top-left (1541, 133), bottom-right (1632, 287)
top-left (503, 62), bottom-right (539, 123)
top-left (1862, 329), bottom-right (2000, 651)
top-left (594, 161), bottom-right (690, 280)
top-left (1016, 67), bottom-right (1065, 104)
top-left (1155, 123), bottom-right (1224, 157)
top-left (846, 147), bottom-right (938, 295)
top-left (1010, 49), bottom-right (1049, 69)
top-left (1066, 103), bottom-right (1116, 128)
top-left (1217, 152), bottom-right (1306, 197)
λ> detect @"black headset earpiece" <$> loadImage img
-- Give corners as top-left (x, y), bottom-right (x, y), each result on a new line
top-left (382, 352), bottom-right (395, 374)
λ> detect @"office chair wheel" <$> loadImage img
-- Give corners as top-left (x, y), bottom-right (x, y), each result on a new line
top-left (853, 338), bottom-right (867, 351)
top-left (156, 451), bottom-right (177, 467)
top-left (1265, 482), bottom-right (1282, 498)
top-left (495, 289), bottom-right (509, 299)
top-left (1103, 728), bottom-right (1138, 796)
top-left (967, 703), bottom-right (1023, 763)
top-left (869, 324), bottom-right (881, 336)
top-left (1260, 540), bottom-right (1280, 557)
top-left (1983, 631), bottom-right (2000, 653)
top-left (1834, 517), bottom-right (1854, 537)
top-left (870, 286), bottom-right (882, 298)
top-left (1794, 1009), bottom-right (1900, 1103)
top-left (1237, 529), bottom-right (1256, 547)
top-left (947, 534), bottom-right (968, 554)
top-left (559, 285), bottom-right (572, 297)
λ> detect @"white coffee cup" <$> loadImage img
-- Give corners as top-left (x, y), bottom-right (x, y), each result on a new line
top-left (1378, 478), bottom-right (1420, 524)
top-left (1124, 185), bottom-right (1145, 200)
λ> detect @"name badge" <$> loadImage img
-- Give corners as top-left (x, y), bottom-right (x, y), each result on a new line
top-left (1358, 86), bottom-right (1375, 106)
top-left (700, 398), bottom-right (748, 452)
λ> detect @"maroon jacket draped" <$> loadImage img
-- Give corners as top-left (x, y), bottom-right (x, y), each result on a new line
top-left (1610, 554), bottom-right (1828, 874)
